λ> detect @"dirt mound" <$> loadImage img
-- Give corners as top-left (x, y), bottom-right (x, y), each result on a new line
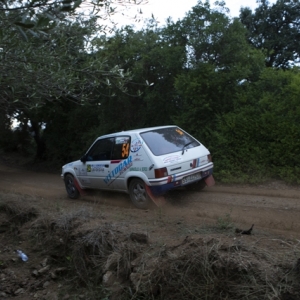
top-left (1, 192), bottom-right (300, 300)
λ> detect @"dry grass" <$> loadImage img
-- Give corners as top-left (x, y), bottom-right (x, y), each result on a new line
top-left (0, 192), bottom-right (38, 225)
top-left (1, 192), bottom-right (300, 300)
top-left (122, 236), bottom-right (300, 300)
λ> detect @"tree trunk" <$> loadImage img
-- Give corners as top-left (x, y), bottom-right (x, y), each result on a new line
top-left (30, 120), bottom-right (46, 160)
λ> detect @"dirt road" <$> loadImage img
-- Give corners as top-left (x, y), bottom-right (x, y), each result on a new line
top-left (1, 161), bottom-right (300, 300)
top-left (0, 162), bottom-right (300, 238)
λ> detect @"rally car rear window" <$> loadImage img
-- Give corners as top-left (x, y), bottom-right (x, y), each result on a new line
top-left (140, 127), bottom-right (200, 156)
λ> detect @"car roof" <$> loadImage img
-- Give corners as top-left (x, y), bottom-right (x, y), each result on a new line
top-left (98, 125), bottom-right (177, 139)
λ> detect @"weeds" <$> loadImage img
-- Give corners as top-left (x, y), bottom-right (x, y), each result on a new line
top-left (0, 193), bottom-right (38, 225)
top-left (216, 210), bottom-right (234, 231)
top-left (1, 192), bottom-right (300, 300)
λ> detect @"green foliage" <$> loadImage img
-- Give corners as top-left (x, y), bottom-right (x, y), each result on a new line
top-left (212, 106), bottom-right (271, 183)
top-left (1, 0), bottom-right (146, 35)
top-left (173, 1), bottom-right (265, 146)
top-left (0, 15), bottom-right (134, 159)
top-left (0, 0), bottom-right (300, 184)
top-left (240, 0), bottom-right (300, 69)
top-left (255, 68), bottom-right (300, 182)
top-left (216, 210), bottom-right (234, 231)
top-left (42, 102), bottom-right (102, 162)
top-left (89, 24), bottom-right (186, 131)
top-left (213, 68), bottom-right (300, 183)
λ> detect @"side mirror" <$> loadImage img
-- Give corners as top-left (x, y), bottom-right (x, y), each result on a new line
top-left (80, 155), bottom-right (87, 163)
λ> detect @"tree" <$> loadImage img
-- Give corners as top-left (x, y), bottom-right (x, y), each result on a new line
top-left (0, 0), bottom-right (146, 35)
top-left (172, 1), bottom-right (265, 144)
top-left (0, 0), bottom-right (147, 159)
top-left (213, 67), bottom-right (300, 183)
top-left (240, 0), bottom-right (300, 69)
top-left (82, 21), bottom-right (187, 133)
top-left (0, 15), bottom-right (132, 159)
top-left (0, 0), bottom-right (147, 115)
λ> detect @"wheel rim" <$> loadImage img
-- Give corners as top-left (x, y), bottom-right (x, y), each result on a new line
top-left (133, 183), bottom-right (147, 204)
top-left (66, 177), bottom-right (76, 196)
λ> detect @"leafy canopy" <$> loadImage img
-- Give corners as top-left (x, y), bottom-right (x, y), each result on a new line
top-left (240, 0), bottom-right (300, 69)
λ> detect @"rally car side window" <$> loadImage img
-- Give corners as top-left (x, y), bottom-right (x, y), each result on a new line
top-left (111, 136), bottom-right (131, 160)
top-left (86, 138), bottom-right (114, 161)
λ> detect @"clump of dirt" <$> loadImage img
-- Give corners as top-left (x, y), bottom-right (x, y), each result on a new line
top-left (0, 195), bottom-right (38, 225)
top-left (1, 192), bottom-right (300, 300)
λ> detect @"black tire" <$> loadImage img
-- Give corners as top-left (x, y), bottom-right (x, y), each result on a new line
top-left (64, 174), bottom-right (80, 199)
top-left (188, 179), bottom-right (207, 191)
top-left (129, 179), bottom-right (151, 209)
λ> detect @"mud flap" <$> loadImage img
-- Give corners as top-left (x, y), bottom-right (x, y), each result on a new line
top-left (73, 177), bottom-right (87, 196)
top-left (205, 175), bottom-right (215, 187)
top-left (145, 185), bottom-right (166, 207)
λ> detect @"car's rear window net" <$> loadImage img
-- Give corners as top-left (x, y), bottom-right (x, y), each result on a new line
top-left (140, 127), bottom-right (200, 156)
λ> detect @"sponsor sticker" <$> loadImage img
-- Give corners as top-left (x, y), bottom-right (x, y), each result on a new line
top-left (116, 137), bottom-right (130, 144)
top-left (162, 155), bottom-right (182, 164)
top-left (130, 167), bottom-right (148, 171)
top-left (133, 153), bottom-right (143, 161)
top-left (130, 138), bottom-right (143, 153)
top-left (104, 156), bottom-right (133, 185)
top-left (78, 167), bottom-right (87, 176)
top-left (87, 164), bottom-right (105, 172)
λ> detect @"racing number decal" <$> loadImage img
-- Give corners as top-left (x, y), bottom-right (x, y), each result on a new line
top-left (176, 128), bottom-right (183, 135)
top-left (122, 143), bottom-right (129, 158)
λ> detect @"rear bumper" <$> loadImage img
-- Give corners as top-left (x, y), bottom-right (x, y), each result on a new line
top-left (149, 167), bottom-right (214, 196)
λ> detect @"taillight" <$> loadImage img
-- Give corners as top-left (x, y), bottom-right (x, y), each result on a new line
top-left (154, 167), bottom-right (168, 178)
top-left (208, 154), bottom-right (212, 162)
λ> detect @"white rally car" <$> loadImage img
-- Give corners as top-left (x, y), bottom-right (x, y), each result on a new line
top-left (61, 125), bottom-right (214, 209)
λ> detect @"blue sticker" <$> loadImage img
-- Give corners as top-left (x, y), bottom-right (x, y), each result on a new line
top-left (104, 156), bottom-right (133, 185)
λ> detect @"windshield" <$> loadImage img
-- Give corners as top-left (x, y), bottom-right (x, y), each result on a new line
top-left (140, 127), bottom-right (200, 156)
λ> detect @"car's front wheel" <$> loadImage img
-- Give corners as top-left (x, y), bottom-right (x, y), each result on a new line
top-left (64, 174), bottom-right (80, 199)
top-left (129, 179), bottom-right (151, 209)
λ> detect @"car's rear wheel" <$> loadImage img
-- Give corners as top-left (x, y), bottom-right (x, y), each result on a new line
top-left (64, 174), bottom-right (80, 199)
top-left (129, 179), bottom-right (151, 209)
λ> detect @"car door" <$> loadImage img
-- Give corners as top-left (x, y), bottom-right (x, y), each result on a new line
top-left (78, 137), bottom-right (114, 190)
top-left (107, 135), bottom-right (132, 191)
